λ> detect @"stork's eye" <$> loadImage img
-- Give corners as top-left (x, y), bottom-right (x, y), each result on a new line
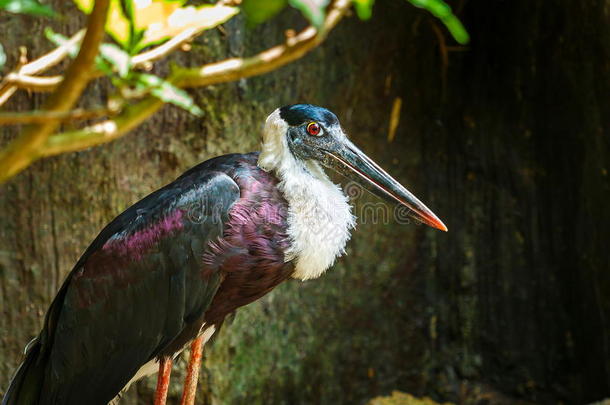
top-left (306, 122), bottom-right (322, 136)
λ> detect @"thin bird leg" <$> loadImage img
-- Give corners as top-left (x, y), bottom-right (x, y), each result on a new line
top-left (153, 356), bottom-right (173, 405)
top-left (180, 335), bottom-right (205, 405)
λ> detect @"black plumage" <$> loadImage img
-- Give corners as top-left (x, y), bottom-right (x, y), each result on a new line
top-left (4, 153), bottom-right (293, 405)
top-left (3, 104), bottom-right (447, 405)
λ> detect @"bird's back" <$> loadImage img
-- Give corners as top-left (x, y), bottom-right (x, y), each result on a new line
top-left (3, 152), bottom-right (294, 405)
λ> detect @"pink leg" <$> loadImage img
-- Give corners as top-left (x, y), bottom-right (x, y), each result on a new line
top-left (180, 336), bottom-right (205, 405)
top-left (154, 356), bottom-right (173, 405)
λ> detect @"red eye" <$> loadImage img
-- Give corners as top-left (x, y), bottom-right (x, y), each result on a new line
top-left (307, 122), bottom-right (321, 136)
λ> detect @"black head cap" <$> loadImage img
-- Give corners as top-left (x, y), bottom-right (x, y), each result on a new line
top-left (279, 104), bottom-right (339, 127)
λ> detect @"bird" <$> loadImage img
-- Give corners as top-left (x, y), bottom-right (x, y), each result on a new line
top-left (2, 104), bottom-right (447, 405)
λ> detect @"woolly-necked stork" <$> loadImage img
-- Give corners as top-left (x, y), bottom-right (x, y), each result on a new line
top-left (3, 104), bottom-right (446, 405)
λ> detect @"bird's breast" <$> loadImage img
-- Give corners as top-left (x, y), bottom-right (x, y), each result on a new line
top-left (202, 166), bottom-right (295, 325)
top-left (280, 166), bottom-right (356, 281)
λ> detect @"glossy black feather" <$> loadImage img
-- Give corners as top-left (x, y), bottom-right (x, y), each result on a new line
top-left (279, 104), bottom-right (339, 126)
top-left (4, 152), bottom-right (294, 405)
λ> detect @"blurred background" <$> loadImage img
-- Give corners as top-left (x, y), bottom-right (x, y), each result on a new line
top-left (1, 0), bottom-right (609, 404)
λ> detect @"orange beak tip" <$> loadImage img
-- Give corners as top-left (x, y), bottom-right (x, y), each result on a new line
top-left (420, 212), bottom-right (448, 232)
top-left (431, 219), bottom-right (448, 232)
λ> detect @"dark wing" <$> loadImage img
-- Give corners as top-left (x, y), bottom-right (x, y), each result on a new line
top-left (35, 170), bottom-right (239, 404)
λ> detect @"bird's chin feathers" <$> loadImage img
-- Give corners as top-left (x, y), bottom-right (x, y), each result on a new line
top-left (258, 109), bottom-right (356, 281)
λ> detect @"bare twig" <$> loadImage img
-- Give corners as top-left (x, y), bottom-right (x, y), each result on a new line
top-left (42, 96), bottom-right (164, 156)
top-left (0, 0), bottom-right (110, 184)
top-left (4, 25), bottom-right (204, 95)
top-left (41, 0), bottom-right (352, 158)
top-left (175, 0), bottom-right (350, 88)
top-left (0, 107), bottom-right (114, 125)
top-left (132, 27), bottom-right (199, 66)
top-left (0, 30), bottom-right (85, 106)
top-left (21, 30), bottom-right (85, 76)
top-left (2, 74), bottom-right (63, 92)
top-left (22, 31), bottom-right (84, 75)
top-left (0, 86), bottom-right (18, 106)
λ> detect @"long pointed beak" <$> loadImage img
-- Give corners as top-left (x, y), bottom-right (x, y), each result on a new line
top-left (322, 140), bottom-right (448, 232)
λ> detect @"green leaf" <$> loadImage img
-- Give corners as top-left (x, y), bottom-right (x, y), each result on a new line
top-left (45, 28), bottom-right (132, 78)
top-left (288, 0), bottom-right (329, 29)
top-left (352, 0), bottom-right (374, 20)
top-left (135, 73), bottom-right (203, 116)
top-left (152, 82), bottom-right (203, 116)
top-left (0, 0), bottom-right (55, 16)
top-left (134, 72), bottom-right (162, 89)
top-left (0, 43), bottom-right (6, 71)
top-left (407, 0), bottom-right (469, 44)
top-left (73, 0), bottom-right (238, 53)
top-left (138, 4), bottom-right (239, 51)
top-left (44, 28), bottom-right (80, 57)
top-left (118, 0), bottom-right (134, 21)
top-left (74, 0), bottom-right (132, 47)
top-left (441, 13), bottom-right (469, 44)
top-left (44, 27), bottom-right (68, 44)
top-left (241, 0), bottom-right (286, 26)
top-left (72, 0), bottom-right (92, 13)
top-left (99, 43), bottom-right (131, 78)
top-left (118, 0), bottom-right (139, 52)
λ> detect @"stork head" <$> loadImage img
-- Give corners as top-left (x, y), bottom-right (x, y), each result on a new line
top-left (258, 104), bottom-right (447, 232)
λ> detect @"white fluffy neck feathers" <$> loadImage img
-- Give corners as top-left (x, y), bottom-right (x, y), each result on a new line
top-left (258, 109), bottom-right (355, 280)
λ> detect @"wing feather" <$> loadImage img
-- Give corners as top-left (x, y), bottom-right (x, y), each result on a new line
top-left (36, 170), bottom-right (240, 404)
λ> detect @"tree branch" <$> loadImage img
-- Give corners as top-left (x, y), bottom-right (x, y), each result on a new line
top-left (2, 74), bottom-right (63, 92)
top-left (21, 30), bottom-right (85, 76)
top-left (41, 0), bottom-right (352, 158)
top-left (175, 0), bottom-right (350, 88)
top-left (4, 25), bottom-right (204, 95)
top-left (0, 30), bottom-right (85, 106)
top-left (0, 107), bottom-right (113, 125)
top-left (43, 97), bottom-right (164, 156)
top-left (0, 0), bottom-right (110, 184)
top-left (132, 27), bottom-right (199, 66)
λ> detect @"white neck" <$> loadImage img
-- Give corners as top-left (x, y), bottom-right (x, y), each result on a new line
top-left (258, 109), bottom-right (356, 280)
